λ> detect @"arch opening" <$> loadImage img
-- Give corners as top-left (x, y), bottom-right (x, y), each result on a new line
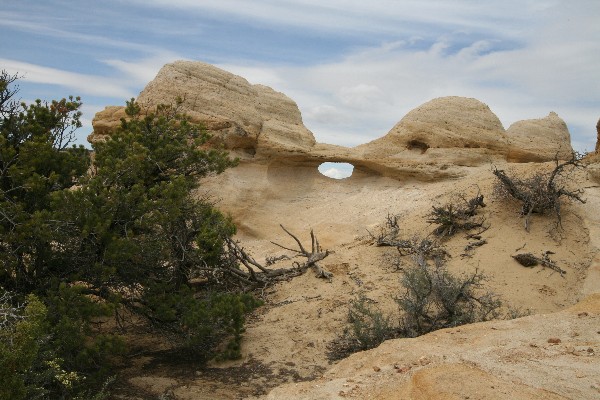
top-left (318, 162), bottom-right (354, 179)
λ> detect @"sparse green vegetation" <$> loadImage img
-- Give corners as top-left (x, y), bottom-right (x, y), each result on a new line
top-left (327, 295), bottom-right (397, 361)
top-left (330, 199), bottom-right (519, 361)
top-left (329, 235), bottom-right (504, 361)
top-left (427, 192), bottom-right (486, 237)
top-left (396, 259), bottom-right (501, 337)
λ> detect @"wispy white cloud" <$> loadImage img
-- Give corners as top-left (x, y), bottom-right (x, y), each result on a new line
top-left (2, 1), bottom-right (598, 152)
top-left (305, 105), bottom-right (346, 125)
top-left (318, 163), bottom-right (354, 179)
top-left (338, 84), bottom-right (388, 109)
top-left (209, 1), bottom-right (600, 150)
top-left (0, 11), bottom-right (160, 54)
top-left (0, 59), bottom-right (135, 99)
top-left (131, 0), bottom-right (537, 39)
top-left (102, 52), bottom-right (183, 87)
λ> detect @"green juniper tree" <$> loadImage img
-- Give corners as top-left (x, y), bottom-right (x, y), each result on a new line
top-left (0, 71), bottom-right (260, 398)
top-left (0, 71), bottom-right (89, 293)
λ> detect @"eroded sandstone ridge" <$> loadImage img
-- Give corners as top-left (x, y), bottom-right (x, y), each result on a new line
top-left (90, 61), bottom-right (573, 181)
top-left (90, 61), bottom-right (315, 159)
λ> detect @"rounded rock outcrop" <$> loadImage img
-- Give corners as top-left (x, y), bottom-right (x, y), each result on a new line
top-left (89, 61), bottom-right (316, 159)
top-left (506, 112), bottom-right (573, 162)
top-left (358, 97), bottom-right (574, 167)
top-left (357, 96), bottom-right (509, 167)
top-left (390, 96), bottom-right (506, 150)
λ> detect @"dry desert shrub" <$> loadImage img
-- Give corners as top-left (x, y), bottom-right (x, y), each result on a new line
top-left (426, 192), bottom-right (486, 237)
top-left (396, 259), bottom-right (502, 338)
top-left (328, 238), bottom-right (503, 361)
top-left (493, 153), bottom-right (585, 230)
top-left (326, 295), bottom-right (398, 361)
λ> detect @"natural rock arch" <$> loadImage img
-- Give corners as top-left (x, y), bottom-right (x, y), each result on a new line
top-left (318, 162), bottom-right (355, 179)
top-left (90, 61), bottom-right (575, 182)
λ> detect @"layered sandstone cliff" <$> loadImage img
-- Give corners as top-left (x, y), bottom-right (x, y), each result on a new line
top-left (90, 61), bottom-right (315, 160)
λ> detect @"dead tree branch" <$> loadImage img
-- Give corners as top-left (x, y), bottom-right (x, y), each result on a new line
top-left (272, 225), bottom-right (333, 280)
top-left (224, 225), bottom-right (333, 289)
top-left (493, 152), bottom-right (586, 231)
top-left (512, 251), bottom-right (566, 277)
top-left (265, 254), bottom-right (290, 266)
top-left (367, 213), bottom-right (410, 247)
top-left (464, 239), bottom-right (487, 253)
top-left (427, 192), bottom-right (486, 237)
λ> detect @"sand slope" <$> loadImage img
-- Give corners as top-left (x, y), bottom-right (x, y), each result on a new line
top-left (118, 161), bottom-right (599, 399)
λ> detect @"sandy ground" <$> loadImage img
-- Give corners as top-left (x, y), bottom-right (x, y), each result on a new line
top-left (114, 160), bottom-right (600, 399)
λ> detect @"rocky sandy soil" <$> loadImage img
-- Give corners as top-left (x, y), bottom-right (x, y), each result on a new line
top-left (113, 161), bottom-right (600, 400)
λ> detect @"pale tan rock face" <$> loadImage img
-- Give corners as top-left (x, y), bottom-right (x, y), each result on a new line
top-left (356, 97), bottom-right (572, 168)
top-left (506, 112), bottom-right (573, 162)
top-left (90, 61), bottom-right (574, 180)
top-left (90, 60), bottom-right (316, 159)
top-left (364, 96), bottom-right (507, 154)
top-left (355, 96), bottom-right (510, 169)
top-left (584, 149), bottom-right (600, 182)
top-left (87, 106), bottom-right (126, 142)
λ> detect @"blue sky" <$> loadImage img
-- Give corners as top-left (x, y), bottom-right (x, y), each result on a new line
top-left (2, 1), bottom-right (599, 152)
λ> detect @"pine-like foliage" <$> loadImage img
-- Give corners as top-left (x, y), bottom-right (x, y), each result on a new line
top-left (0, 73), bottom-right (259, 398)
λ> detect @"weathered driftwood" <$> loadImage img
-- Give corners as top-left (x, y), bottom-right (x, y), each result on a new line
top-left (271, 225), bottom-right (333, 280)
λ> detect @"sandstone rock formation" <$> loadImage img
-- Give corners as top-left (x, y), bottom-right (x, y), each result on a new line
top-left (90, 63), bottom-right (596, 399)
top-left (587, 162), bottom-right (600, 184)
top-left (90, 61), bottom-right (316, 161)
top-left (349, 98), bottom-right (572, 175)
top-left (90, 61), bottom-right (574, 180)
top-left (506, 112), bottom-right (573, 162)
top-left (355, 96), bottom-right (508, 169)
top-left (266, 294), bottom-right (600, 399)
top-left (362, 97), bottom-right (506, 151)
top-left (583, 118), bottom-right (600, 183)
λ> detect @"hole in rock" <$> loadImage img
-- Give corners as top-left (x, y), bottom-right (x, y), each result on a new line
top-left (318, 162), bottom-right (354, 179)
top-left (406, 139), bottom-right (429, 153)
